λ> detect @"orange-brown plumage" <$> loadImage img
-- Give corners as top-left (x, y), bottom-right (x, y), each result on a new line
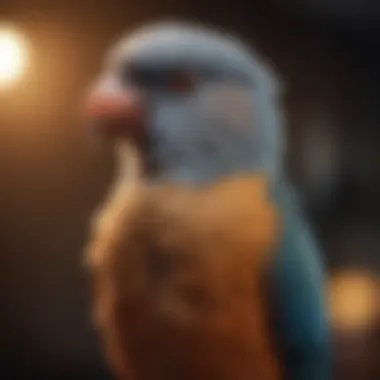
top-left (86, 172), bottom-right (282, 380)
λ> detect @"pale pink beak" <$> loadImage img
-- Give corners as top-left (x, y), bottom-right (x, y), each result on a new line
top-left (83, 76), bottom-right (144, 138)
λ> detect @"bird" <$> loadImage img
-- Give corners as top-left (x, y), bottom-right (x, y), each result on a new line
top-left (83, 21), bottom-right (331, 380)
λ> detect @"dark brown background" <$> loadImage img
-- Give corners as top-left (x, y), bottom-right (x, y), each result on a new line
top-left (0, 1), bottom-right (379, 378)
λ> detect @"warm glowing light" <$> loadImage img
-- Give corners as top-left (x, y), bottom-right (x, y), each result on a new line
top-left (329, 270), bottom-right (378, 331)
top-left (0, 26), bottom-right (28, 87)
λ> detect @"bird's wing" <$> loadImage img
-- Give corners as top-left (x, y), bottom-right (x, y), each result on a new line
top-left (269, 181), bottom-right (331, 380)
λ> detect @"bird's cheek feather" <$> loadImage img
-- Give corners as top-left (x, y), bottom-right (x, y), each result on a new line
top-left (199, 84), bottom-right (254, 132)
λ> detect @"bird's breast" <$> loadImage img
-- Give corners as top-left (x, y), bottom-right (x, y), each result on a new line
top-left (88, 174), bottom-right (282, 380)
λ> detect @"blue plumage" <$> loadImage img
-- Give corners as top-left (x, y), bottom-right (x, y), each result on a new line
top-left (273, 181), bottom-right (331, 380)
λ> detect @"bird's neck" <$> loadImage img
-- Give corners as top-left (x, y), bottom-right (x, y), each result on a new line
top-left (147, 142), bottom-right (283, 186)
top-left (149, 163), bottom-right (282, 188)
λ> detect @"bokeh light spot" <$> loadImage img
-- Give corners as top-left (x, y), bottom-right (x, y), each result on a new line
top-left (0, 25), bottom-right (28, 88)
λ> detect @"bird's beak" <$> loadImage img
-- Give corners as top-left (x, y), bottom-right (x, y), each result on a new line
top-left (83, 75), bottom-right (145, 140)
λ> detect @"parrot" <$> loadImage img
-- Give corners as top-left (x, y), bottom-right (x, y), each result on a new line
top-left (83, 22), bottom-right (331, 380)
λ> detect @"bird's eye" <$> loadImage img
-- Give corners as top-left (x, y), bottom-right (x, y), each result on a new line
top-left (167, 70), bottom-right (196, 94)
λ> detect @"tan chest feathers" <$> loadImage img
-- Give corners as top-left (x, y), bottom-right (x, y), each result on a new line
top-left (87, 175), bottom-right (282, 380)
top-left (88, 175), bottom-right (279, 316)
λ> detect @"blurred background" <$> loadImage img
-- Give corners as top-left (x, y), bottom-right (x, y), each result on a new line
top-left (0, 0), bottom-right (378, 379)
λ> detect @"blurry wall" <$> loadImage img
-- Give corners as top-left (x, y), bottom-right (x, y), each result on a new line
top-left (0, 1), bottom-right (379, 379)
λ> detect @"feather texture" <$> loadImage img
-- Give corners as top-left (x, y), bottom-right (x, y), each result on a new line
top-left (86, 170), bottom-right (282, 380)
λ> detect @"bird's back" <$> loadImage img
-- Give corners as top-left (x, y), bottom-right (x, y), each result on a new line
top-left (87, 174), bottom-right (282, 380)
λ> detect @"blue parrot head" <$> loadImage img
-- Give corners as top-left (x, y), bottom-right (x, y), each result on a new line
top-left (84, 22), bottom-right (285, 185)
